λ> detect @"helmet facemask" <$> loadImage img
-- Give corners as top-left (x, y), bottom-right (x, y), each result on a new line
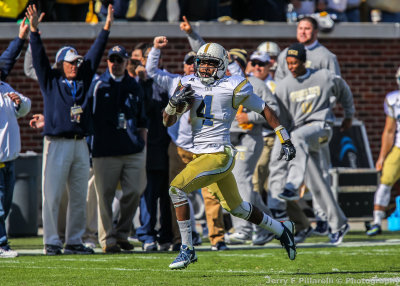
top-left (194, 43), bottom-right (228, 85)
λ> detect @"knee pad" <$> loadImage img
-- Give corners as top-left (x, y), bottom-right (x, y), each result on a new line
top-left (230, 201), bottom-right (252, 220)
top-left (169, 186), bottom-right (189, 208)
top-left (374, 184), bottom-right (391, 207)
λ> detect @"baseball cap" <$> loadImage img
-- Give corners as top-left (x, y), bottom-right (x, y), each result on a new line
top-left (55, 46), bottom-right (83, 63)
top-left (257, 41), bottom-right (281, 57)
top-left (250, 51), bottom-right (270, 63)
top-left (108, 45), bottom-right (129, 59)
top-left (229, 48), bottom-right (247, 69)
top-left (286, 43), bottom-right (306, 63)
top-left (183, 51), bottom-right (196, 65)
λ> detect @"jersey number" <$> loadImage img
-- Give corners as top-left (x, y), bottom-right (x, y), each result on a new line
top-left (196, 95), bottom-right (214, 126)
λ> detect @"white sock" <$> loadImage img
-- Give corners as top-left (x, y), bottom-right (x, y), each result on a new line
top-left (259, 213), bottom-right (284, 236)
top-left (177, 220), bottom-right (193, 249)
top-left (373, 210), bottom-right (385, 225)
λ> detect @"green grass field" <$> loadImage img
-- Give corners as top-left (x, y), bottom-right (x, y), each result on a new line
top-left (1, 231), bottom-right (400, 285)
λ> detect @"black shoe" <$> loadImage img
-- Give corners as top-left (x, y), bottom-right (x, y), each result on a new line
top-left (278, 221), bottom-right (296, 260)
top-left (102, 244), bottom-right (121, 253)
top-left (278, 188), bottom-right (300, 201)
top-left (64, 244), bottom-right (95, 254)
top-left (44, 244), bottom-right (63, 256)
top-left (294, 226), bottom-right (314, 243)
top-left (117, 239), bottom-right (134, 251)
top-left (313, 221), bottom-right (329, 236)
top-left (211, 241), bottom-right (229, 251)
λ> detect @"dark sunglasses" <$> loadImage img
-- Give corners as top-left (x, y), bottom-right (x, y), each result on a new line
top-left (251, 61), bottom-right (268, 67)
top-left (109, 56), bottom-right (124, 64)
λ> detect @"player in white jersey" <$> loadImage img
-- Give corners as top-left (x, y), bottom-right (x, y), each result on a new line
top-left (163, 42), bottom-right (296, 269)
top-left (367, 67), bottom-right (400, 236)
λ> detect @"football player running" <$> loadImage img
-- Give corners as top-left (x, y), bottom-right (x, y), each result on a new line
top-left (163, 42), bottom-right (297, 270)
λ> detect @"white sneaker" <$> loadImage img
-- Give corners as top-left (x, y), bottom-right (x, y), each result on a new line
top-left (225, 232), bottom-right (251, 245)
top-left (84, 242), bottom-right (96, 249)
top-left (0, 245), bottom-right (18, 258)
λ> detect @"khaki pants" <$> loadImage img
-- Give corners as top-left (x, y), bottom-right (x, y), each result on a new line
top-left (93, 151), bottom-right (146, 247)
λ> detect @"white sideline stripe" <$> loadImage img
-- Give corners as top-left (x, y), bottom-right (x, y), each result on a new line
top-left (13, 239), bottom-right (400, 256)
top-left (1, 264), bottom-right (400, 277)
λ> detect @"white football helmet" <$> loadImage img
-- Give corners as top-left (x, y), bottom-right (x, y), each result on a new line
top-left (195, 43), bottom-right (229, 85)
top-left (256, 41), bottom-right (281, 57)
top-left (396, 66), bottom-right (400, 88)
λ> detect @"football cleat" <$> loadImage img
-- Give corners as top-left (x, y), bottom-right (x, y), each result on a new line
top-left (169, 245), bottom-right (197, 270)
top-left (278, 221), bottom-right (296, 260)
top-left (366, 224), bottom-right (382, 236)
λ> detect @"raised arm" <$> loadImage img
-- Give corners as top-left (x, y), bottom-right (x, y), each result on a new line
top-left (83, 4), bottom-right (113, 77)
top-left (146, 36), bottom-right (180, 92)
top-left (180, 16), bottom-right (205, 53)
top-left (26, 5), bottom-right (52, 88)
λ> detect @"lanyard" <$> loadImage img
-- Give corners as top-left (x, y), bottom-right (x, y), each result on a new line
top-left (65, 80), bottom-right (77, 102)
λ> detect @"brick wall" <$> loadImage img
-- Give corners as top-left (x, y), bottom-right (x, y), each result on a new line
top-left (4, 36), bottom-right (400, 161)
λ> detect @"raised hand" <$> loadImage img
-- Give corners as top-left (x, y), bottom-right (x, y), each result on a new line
top-left (153, 36), bottom-right (168, 49)
top-left (104, 4), bottom-right (114, 31)
top-left (180, 16), bottom-right (193, 34)
top-left (25, 5), bottom-right (39, 32)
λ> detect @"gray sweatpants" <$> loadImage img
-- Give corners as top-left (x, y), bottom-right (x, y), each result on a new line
top-left (286, 122), bottom-right (346, 233)
top-left (231, 133), bottom-right (272, 237)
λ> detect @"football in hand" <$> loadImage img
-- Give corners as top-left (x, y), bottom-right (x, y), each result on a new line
top-left (176, 97), bottom-right (194, 114)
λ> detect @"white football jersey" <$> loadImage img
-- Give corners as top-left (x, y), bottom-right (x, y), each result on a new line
top-left (384, 90), bottom-right (400, 148)
top-left (178, 74), bottom-right (266, 154)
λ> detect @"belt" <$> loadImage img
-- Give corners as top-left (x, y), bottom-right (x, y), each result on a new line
top-left (64, 134), bottom-right (85, 140)
top-left (50, 134), bottom-right (85, 140)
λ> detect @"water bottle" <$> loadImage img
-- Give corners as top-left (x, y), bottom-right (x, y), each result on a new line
top-left (286, 3), bottom-right (297, 24)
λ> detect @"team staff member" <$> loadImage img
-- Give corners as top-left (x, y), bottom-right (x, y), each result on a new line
top-left (227, 49), bottom-right (278, 246)
top-left (276, 43), bottom-right (354, 245)
top-left (26, 4), bottom-right (113, 255)
top-left (91, 45), bottom-right (147, 253)
top-left (367, 67), bottom-right (400, 236)
top-left (271, 16), bottom-right (341, 236)
top-left (0, 86), bottom-right (31, 258)
top-left (164, 42), bottom-right (297, 269)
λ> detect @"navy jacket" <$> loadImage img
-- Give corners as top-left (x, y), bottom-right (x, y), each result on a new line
top-left (30, 29), bottom-right (110, 137)
top-left (90, 70), bottom-right (147, 157)
top-left (0, 37), bottom-right (25, 80)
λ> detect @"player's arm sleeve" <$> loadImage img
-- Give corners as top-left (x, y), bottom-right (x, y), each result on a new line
top-left (145, 47), bottom-right (179, 92)
top-left (247, 82), bottom-right (279, 124)
top-left (186, 30), bottom-right (206, 53)
top-left (384, 98), bottom-right (394, 118)
top-left (333, 75), bottom-right (355, 118)
top-left (233, 79), bottom-right (265, 113)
